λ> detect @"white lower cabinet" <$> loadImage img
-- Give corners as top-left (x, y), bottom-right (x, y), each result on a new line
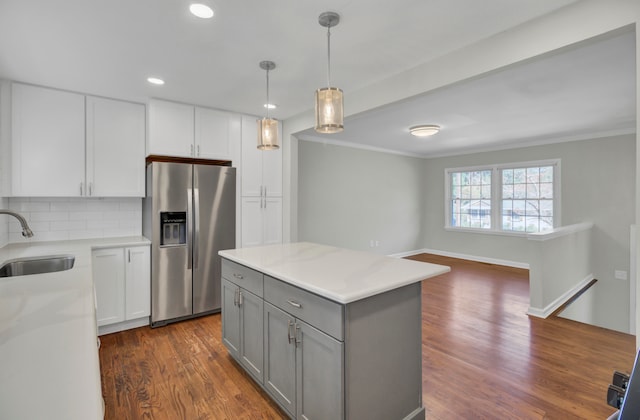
top-left (241, 196), bottom-right (282, 247)
top-left (93, 245), bottom-right (150, 334)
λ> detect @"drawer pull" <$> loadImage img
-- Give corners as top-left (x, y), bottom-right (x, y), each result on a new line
top-left (233, 273), bottom-right (244, 280)
top-left (287, 300), bottom-right (302, 309)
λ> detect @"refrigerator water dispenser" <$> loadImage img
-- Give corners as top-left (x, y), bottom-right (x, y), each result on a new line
top-left (160, 212), bottom-right (186, 246)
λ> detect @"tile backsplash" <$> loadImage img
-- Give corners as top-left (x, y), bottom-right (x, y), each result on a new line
top-left (7, 197), bottom-right (142, 243)
top-left (0, 197), bottom-right (8, 247)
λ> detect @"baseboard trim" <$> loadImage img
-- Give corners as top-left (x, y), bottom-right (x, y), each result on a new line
top-left (527, 273), bottom-right (594, 319)
top-left (410, 248), bottom-right (530, 269)
top-left (388, 249), bottom-right (426, 258)
top-left (98, 316), bottom-right (149, 336)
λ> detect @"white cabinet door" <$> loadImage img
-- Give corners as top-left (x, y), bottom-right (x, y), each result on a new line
top-left (263, 197), bottom-right (283, 245)
top-left (241, 115), bottom-right (263, 196)
top-left (148, 99), bottom-right (194, 158)
top-left (11, 83), bottom-right (85, 196)
top-left (86, 96), bottom-right (145, 197)
top-left (124, 246), bottom-right (150, 320)
top-left (241, 196), bottom-right (264, 248)
top-left (195, 107), bottom-right (239, 160)
top-left (261, 121), bottom-right (282, 197)
top-left (93, 248), bottom-right (126, 326)
top-left (241, 116), bottom-right (282, 197)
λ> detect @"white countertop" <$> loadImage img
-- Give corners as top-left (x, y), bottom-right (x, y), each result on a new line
top-left (219, 242), bottom-right (450, 304)
top-left (0, 236), bottom-right (150, 420)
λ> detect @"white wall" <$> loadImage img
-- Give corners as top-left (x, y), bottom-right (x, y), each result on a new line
top-left (298, 140), bottom-right (426, 255)
top-left (6, 197), bottom-right (142, 243)
top-left (427, 135), bottom-right (635, 332)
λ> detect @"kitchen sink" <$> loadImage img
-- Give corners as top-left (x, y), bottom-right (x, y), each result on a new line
top-left (0, 255), bottom-right (75, 277)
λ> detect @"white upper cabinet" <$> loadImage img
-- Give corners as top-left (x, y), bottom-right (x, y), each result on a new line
top-left (11, 83), bottom-right (85, 196)
top-left (10, 83), bottom-right (146, 197)
top-left (147, 99), bottom-right (194, 158)
top-left (195, 107), bottom-right (239, 160)
top-left (148, 99), bottom-right (238, 161)
top-left (241, 115), bottom-right (282, 197)
top-left (86, 96), bottom-right (145, 197)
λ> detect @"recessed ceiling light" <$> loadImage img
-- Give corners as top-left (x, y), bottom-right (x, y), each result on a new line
top-left (409, 125), bottom-right (440, 137)
top-left (190, 3), bottom-right (214, 19)
top-left (264, 103), bottom-right (277, 109)
top-left (147, 77), bottom-right (165, 85)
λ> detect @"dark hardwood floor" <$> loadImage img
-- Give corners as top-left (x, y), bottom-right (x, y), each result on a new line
top-left (99, 254), bottom-right (636, 419)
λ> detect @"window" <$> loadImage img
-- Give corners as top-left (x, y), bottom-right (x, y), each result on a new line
top-left (449, 170), bottom-right (492, 229)
top-left (446, 160), bottom-right (558, 234)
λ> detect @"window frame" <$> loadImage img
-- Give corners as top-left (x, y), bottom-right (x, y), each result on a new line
top-left (444, 159), bottom-right (561, 236)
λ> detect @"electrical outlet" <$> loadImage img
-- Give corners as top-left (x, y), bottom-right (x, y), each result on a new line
top-left (614, 270), bottom-right (628, 280)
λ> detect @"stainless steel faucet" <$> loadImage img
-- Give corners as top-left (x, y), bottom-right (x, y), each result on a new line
top-left (0, 209), bottom-right (34, 237)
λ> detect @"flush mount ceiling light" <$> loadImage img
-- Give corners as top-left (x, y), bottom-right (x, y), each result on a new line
top-left (264, 103), bottom-right (277, 109)
top-left (315, 11), bottom-right (344, 134)
top-left (189, 3), bottom-right (214, 18)
top-left (409, 125), bottom-right (441, 137)
top-left (147, 77), bottom-right (165, 85)
top-left (257, 61), bottom-right (279, 150)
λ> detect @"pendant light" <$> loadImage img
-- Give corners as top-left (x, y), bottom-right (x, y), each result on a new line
top-left (315, 11), bottom-right (344, 134)
top-left (257, 60), bottom-right (279, 150)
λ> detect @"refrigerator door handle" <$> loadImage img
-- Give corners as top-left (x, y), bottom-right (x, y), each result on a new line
top-left (187, 188), bottom-right (193, 269)
top-left (193, 188), bottom-right (200, 270)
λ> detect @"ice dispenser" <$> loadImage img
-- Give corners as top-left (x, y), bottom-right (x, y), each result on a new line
top-left (160, 212), bottom-right (187, 246)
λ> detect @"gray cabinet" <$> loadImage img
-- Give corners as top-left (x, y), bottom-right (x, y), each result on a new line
top-left (263, 284), bottom-right (344, 419)
top-left (263, 302), bottom-right (296, 415)
top-left (221, 257), bottom-right (424, 420)
top-left (221, 263), bottom-right (264, 384)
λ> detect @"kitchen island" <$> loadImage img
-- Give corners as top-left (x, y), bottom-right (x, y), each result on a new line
top-left (219, 242), bottom-right (450, 420)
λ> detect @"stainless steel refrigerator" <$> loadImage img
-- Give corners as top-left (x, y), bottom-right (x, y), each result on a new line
top-left (143, 161), bottom-right (236, 327)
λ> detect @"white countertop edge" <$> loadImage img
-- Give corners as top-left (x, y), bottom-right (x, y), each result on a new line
top-left (219, 244), bottom-right (451, 304)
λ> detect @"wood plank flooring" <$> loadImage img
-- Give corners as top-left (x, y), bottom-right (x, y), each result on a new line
top-left (99, 254), bottom-right (636, 419)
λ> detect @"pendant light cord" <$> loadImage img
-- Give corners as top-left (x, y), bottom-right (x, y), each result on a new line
top-left (266, 67), bottom-right (270, 119)
top-left (327, 25), bottom-right (332, 88)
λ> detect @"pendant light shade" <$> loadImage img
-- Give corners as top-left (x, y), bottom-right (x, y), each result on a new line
top-left (257, 60), bottom-right (279, 150)
top-left (315, 87), bottom-right (343, 134)
top-left (315, 12), bottom-right (344, 134)
top-left (257, 118), bottom-right (278, 150)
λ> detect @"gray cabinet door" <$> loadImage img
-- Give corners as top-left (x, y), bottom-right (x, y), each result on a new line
top-left (296, 319), bottom-right (344, 420)
top-left (239, 288), bottom-right (264, 384)
top-left (264, 302), bottom-right (296, 417)
top-left (221, 278), bottom-right (240, 358)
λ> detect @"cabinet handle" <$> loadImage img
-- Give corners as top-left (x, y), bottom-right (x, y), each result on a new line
top-left (287, 300), bottom-right (302, 309)
top-left (233, 273), bottom-right (244, 280)
top-left (127, 249), bottom-right (131, 263)
top-left (190, 144), bottom-right (194, 156)
top-left (238, 290), bottom-right (243, 306)
top-left (89, 182), bottom-right (93, 196)
top-left (295, 324), bottom-right (301, 347)
top-left (233, 288), bottom-right (239, 306)
top-left (197, 145), bottom-right (200, 156)
top-left (287, 320), bottom-right (294, 344)
top-left (80, 182), bottom-right (84, 196)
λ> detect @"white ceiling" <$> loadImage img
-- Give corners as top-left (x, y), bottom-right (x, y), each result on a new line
top-left (1, 0), bottom-right (634, 158)
top-left (299, 30), bottom-right (637, 157)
